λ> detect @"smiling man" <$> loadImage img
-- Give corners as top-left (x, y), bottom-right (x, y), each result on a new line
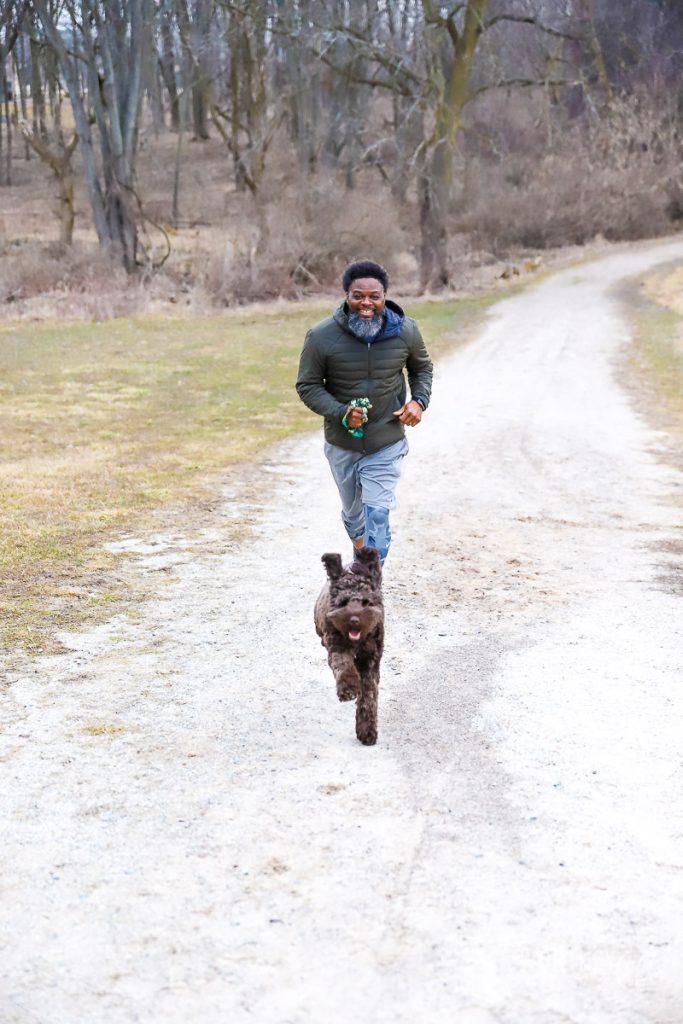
top-left (296, 259), bottom-right (433, 564)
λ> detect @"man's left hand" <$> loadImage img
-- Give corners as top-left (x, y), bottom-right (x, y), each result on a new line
top-left (393, 400), bottom-right (423, 426)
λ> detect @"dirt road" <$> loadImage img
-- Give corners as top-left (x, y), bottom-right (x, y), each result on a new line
top-left (3, 242), bottom-right (683, 1024)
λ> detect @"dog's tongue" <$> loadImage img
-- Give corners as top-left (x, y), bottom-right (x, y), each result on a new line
top-left (349, 629), bottom-right (362, 641)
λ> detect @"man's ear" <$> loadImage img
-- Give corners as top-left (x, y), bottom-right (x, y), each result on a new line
top-left (321, 553), bottom-right (343, 580)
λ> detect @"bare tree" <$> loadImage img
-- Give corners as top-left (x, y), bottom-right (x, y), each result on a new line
top-left (212, 0), bottom-right (282, 251)
top-left (416, 0), bottom-right (491, 288)
top-left (157, 2), bottom-right (181, 130)
top-left (0, 0), bottom-right (27, 186)
top-left (20, 119), bottom-right (78, 241)
top-left (303, 0), bottom-right (583, 288)
top-left (176, 0), bottom-right (212, 139)
top-left (5, 0), bottom-right (679, 293)
top-left (32, 0), bottom-right (155, 270)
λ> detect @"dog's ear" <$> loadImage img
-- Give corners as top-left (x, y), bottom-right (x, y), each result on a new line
top-left (321, 553), bottom-right (343, 580)
top-left (354, 546), bottom-right (382, 577)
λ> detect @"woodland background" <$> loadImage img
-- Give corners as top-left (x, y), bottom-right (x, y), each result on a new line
top-left (1, 0), bottom-right (683, 315)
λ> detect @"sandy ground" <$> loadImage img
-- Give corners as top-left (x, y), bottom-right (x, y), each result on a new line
top-left (2, 241), bottom-right (683, 1024)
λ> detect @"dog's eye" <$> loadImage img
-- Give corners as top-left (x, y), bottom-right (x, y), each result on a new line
top-left (338, 597), bottom-right (350, 606)
top-left (361, 599), bottom-right (370, 607)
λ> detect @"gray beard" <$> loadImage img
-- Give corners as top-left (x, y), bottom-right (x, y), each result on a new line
top-left (347, 312), bottom-right (384, 340)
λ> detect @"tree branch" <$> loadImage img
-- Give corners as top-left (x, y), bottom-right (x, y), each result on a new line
top-left (316, 50), bottom-right (418, 98)
top-left (422, 1), bottom-right (467, 30)
top-left (484, 14), bottom-right (581, 43)
top-left (329, 23), bottom-right (423, 87)
top-left (470, 76), bottom-right (583, 98)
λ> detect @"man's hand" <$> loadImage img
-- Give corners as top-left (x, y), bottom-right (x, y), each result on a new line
top-left (393, 400), bottom-right (423, 426)
top-left (345, 404), bottom-right (365, 429)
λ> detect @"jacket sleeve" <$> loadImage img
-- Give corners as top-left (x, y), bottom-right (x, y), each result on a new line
top-left (296, 330), bottom-right (348, 420)
top-left (406, 321), bottom-right (433, 410)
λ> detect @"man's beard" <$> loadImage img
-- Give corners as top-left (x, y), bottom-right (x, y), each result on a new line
top-left (348, 311), bottom-right (384, 340)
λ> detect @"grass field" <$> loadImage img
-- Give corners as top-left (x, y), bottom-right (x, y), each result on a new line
top-left (627, 259), bottom-right (683, 436)
top-left (632, 304), bottom-right (683, 429)
top-left (1, 292), bottom-right (499, 655)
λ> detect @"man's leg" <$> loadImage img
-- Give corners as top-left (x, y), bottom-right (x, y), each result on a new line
top-left (324, 442), bottom-right (365, 547)
top-left (363, 504), bottom-right (391, 563)
top-left (357, 438), bottom-right (409, 563)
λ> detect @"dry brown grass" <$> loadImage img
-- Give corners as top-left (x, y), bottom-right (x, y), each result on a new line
top-left (620, 267), bottom-right (683, 474)
top-left (0, 290), bottom-right (499, 656)
top-left (642, 266), bottom-right (683, 338)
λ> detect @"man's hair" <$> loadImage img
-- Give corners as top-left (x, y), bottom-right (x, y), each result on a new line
top-left (342, 260), bottom-right (389, 293)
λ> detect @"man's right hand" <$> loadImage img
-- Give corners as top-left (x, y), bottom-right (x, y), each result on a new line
top-left (345, 404), bottom-right (365, 429)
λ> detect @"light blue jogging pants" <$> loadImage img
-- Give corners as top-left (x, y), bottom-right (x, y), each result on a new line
top-left (324, 437), bottom-right (409, 563)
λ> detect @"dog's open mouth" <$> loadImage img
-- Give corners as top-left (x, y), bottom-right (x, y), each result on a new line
top-left (348, 629), bottom-right (362, 642)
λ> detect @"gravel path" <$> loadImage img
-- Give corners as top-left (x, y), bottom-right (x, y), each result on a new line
top-left (3, 241), bottom-right (683, 1024)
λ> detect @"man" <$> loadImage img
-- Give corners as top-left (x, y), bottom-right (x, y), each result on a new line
top-left (296, 259), bottom-right (433, 564)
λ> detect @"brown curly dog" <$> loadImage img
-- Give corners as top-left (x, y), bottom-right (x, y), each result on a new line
top-left (314, 547), bottom-right (384, 746)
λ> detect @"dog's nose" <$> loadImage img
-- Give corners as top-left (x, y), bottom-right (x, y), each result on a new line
top-left (349, 615), bottom-right (360, 628)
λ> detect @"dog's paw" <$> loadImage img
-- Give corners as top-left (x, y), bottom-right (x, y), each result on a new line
top-left (337, 682), bottom-right (360, 702)
top-left (336, 668), bottom-right (360, 702)
top-left (356, 724), bottom-right (377, 746)
top-left (338, 687), bottom-right (358, 702)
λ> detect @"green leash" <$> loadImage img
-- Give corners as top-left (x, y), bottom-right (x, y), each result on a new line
top-left (341, 397), bottom-right (372, 438)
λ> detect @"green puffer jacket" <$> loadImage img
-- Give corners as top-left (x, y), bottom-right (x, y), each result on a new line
top-left (296, 300), bottom-right (433, 454)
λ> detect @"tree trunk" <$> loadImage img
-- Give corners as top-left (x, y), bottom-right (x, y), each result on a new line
top-left (3, 89), bottom-right (11, 186)
top-left (30, 35), bottom-right (46, 137)
top-left (419, 158), bottom-right (450, 291)
top-left (172, 91), bottom-right (187, 225)
top-left (14, 38), bottom-right (30, 160)
top-left (60, 167), bottom-right (75, 243)
top-left (19, 123), bottom-right (77, 243)
top-left (284, 7), bottom-right (320, 175)
top-left (177, 0), bottom-right (211, 141)
top-left (419, 0), bottom-right (490, 290)
top-left (391, 96), bottom-right (423, 205)
top-left (159, 11), bottom-right (180, 131)
top-left (584, 0), bottom-right (613, 101)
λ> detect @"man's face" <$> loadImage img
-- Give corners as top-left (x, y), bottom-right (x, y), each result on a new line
top-left (346, 277), bottom-right (386, 320)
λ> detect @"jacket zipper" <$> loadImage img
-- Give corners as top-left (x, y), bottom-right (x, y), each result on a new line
top-left (363, 341), bottom-right (372, 453)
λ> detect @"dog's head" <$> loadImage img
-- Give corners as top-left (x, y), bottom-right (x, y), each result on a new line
top-left (321, 548), bottom-right (383, 644)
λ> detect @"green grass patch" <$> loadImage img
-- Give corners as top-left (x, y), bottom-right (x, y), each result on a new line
top-left (0, 291), bottom-right (504, 654)
top-left (632, 305), bottom-right (683, 421)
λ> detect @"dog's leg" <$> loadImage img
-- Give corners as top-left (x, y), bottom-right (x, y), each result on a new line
top-left (356, 658), bottom-right (379, 745)
top-left (325, 645), bottom-right (361, 702)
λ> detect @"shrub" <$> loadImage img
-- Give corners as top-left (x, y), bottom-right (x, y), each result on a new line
top-left (201, 172), bottom-right (414, 305)
top-left (458, 91), bottom-right (682, 252)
